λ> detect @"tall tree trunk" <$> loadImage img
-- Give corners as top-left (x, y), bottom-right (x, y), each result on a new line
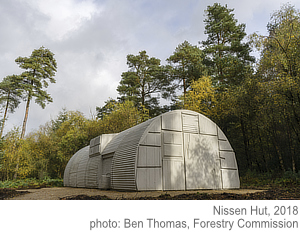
top-left (256, 124), bottom-right (267, 172)
top-left (14, 92), bottom-right (31, 180)
top-left (183, 78), bottom-right (186, 107)
top-left (20, 91), bottom-right (32, 139)
top-left (271, 134), bottom-right (285, 173)
top-left (13, 158), bottom-right (19, 180)
top-left (240, 117), bottom-right (251, 170)
top-left (182, 60), bottom-right (187, 107)
top-left (286, 119), bottom-right (296, 172)
top-left (275, 143), bottom-right (285, 172)
top-left (250, 122), bottom-right (262, 172)
top-left (0, 91), bottom-right (10, 138)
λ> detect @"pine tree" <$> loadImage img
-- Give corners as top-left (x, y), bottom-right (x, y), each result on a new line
top-left (15, 46), bottom-right (57, 139)
top-left (167, 40), bottom-right (205, 104)
top-left (202, 3), bottom-right (254, 88)
top-left (117, 50), bottom-right (170, 116)
top-left (13, 46), bottom-right (57, 179)
top-left (0, 75), bottom-right (23, 137)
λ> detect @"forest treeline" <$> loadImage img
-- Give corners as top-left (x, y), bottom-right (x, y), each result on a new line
top-left (1, 3), bottom-right (300, 180)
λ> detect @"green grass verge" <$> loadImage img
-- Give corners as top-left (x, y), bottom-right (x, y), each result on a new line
top-left (240, 170), bottom-right (300, 189)
top-left (0, 178), bottom-right (63, 189)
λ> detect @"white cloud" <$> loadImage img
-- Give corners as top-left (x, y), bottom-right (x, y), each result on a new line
top-left (24, 0), bottom-right (102, 41)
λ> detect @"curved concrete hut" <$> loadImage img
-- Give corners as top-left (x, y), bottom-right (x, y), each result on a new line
top-left (64, 109), bottom-right (240, 190)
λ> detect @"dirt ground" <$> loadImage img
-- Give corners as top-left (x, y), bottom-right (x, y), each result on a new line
top-left (2, 185), bottom-right (300, 200)
top-left (3, 187), bottom-right (264, 200)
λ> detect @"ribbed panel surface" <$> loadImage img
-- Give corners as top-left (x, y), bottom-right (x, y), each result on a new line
top-left (63, 159), bottom-right (72, 186)
top-left (182, 113), bottom-right (199, 134)
top-left (76, 151), bottom-right (89, 187)
top-left (64, 146), bottom-right (89, 187)
top-left (85, 155), bottom-right (100, 188)
top-left (111, 119), bottom-right (154, 190)
top-left (102, 131), bottom-right (128, 155)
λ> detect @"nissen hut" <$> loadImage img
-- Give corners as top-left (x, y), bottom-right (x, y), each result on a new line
top-left (64, 109), bottom-right (240, 191)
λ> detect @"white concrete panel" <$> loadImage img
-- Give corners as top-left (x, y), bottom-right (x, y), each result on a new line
top-left (184, 134), bottom-right (221, 189)
top-left (138, 146), bottom-right (161, 167)
top-left (162, 111), bottom-right (182, 131)
top-left (200, 134), bottom-right (219, 154)
top-left (148, 117), bottom-right (161, 133)
top-left (164, 144), bottom-right (183, 157)
top-left (221, 169), bottom-right (240, 189)
top-left (89, 137), bottom-right (96, 147)
top-left (199, 114), bottom-right (217, 135)
top-left (89, 144), bottom-right (101, 157)
top-left (140, 132), bottom-right (161, 146)
top-left (219, 140), bottom-right (233, 151)
top-left (163, 160), bottom-right (185, 190)
top-left (217, 127), bottom-right (227, 141)
top-left (94, 136), bottom-right (101, 146)
top-left (100, 134), bottom-right (118, 153)
top-left (137, 168), bottom-right (162, 190)
top-left (89, 134), bottom-right (117, 158)
top-left (163, 131), bottom-right (182, 144)
top-left (220, 151), bottom-right (237, 169)
top-left (182, 113), bottom-right (199, 134)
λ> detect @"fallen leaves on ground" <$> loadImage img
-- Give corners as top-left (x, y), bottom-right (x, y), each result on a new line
top-left (0, 188), bottom-right (28, 200)
top-left (1, 187), bottom-right (299, 200)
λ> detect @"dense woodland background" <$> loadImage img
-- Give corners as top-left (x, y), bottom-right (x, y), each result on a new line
top-left (1, 3), bottom-right (300, 181)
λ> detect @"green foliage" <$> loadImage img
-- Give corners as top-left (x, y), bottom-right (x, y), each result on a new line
top-left (96, 98), bottom-right (118, 119)
top-left (0, 75), bottom-right (24, 137)
top-left (15, 46), bottom-right (57, 109)
top-left (229, 3), bottom-right (300, 174)
top-left (0, 178), bottom-right (63, 189)
top-left (202, 3), bottom-right (254, 88)
top-left (0, 99), bottom-right (150, 180)
top-left (15, 46), bottom-right (57, 139)
top-left (117, 50), bottom-right (171, 117)
top-left (240, 170), bottom-right (300, 189)
top-left (0, 127), bottom-right (50, 180)
top-left (47, 110), bottom-right (90, 177)
top-left (167, 41), bottom-right (205, 101)
top-left (0, 128), bottom-right (22, 180)
top-left (98, 100), bottom-right (149, 134)
top-left (181, 76), bottom-right (216, 117)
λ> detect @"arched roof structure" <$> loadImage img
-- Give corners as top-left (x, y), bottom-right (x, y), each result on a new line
top-left (64, 110), bottom-right (240, 190)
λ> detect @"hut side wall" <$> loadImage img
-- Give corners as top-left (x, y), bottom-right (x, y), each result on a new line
top-left (136, 116), bottom-right (163, 190)
top-left (217, 128), bottom-right (240, 189)
top-left (64, 109), bottom-right (240, 191)
top-left (110, 119), bottom-right (154, 190)
top-left (64, 134), bottom-right (117, 188)
top-left (64, 146), bottom-right (89, 187)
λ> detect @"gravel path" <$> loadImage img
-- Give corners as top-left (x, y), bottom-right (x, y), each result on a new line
top-left (8, 187), bottom-right (264, 200)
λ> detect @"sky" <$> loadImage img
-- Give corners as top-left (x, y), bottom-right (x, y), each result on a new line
top-left (0, 0), bottom-right (300, 136)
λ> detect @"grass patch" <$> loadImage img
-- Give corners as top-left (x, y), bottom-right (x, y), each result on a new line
top-left (240, 170), bottom-right (300, 189)
top-left (0, 178), bottom-right (63, 189)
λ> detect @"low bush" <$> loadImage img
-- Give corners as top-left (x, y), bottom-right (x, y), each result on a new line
top-left (0, 178), bottom-right (63, 189)
top-left (240, 170), bottom-right (300, 189)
